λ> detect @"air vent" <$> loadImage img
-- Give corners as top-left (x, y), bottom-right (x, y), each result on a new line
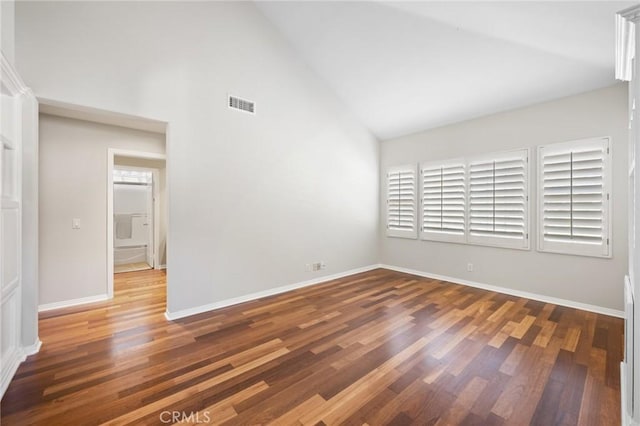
top-left (228, 95), bottom-right (255, 114)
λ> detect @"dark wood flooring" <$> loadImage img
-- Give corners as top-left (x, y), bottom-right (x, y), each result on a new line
top-left (0, 268), bottom-right (623, 425)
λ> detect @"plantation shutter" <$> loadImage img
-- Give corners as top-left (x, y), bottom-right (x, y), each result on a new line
top-left (468, 149), bottom-right (529, 249)
top-left (538, 137), bottom-right (611, 257)
top-left (386, 165), bottom-right (417, 239)
top-left (420, 160), bottom-right (466, 243)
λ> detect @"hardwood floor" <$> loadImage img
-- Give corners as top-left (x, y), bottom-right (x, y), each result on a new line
top-left (0, 268), bottom-right (622, 425)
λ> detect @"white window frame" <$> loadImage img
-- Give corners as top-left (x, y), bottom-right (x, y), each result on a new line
top-left (537, 137), bottom-right (612, 258)
top-left (386, 164), bottom-right (418, 239)
top-left (466, 148), bottom-right (530, 250)
top-left (420, 158), bottom-right (466, 244)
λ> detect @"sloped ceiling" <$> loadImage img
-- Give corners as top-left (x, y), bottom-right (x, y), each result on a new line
top-left (257, 1), bottom-right (633, 140)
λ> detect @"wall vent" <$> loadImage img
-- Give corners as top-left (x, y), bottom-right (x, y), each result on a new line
top-left (228, 95), bottom-right (255, 114)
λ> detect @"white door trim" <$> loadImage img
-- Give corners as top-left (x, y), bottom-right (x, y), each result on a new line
top-left (107, 149), bottom-right (166, 299)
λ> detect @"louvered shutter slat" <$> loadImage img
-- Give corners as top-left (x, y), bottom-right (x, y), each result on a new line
top-left (468, 152), bottom-right (528, 246)
top-left (420, 161), bottom-right (466, 242)
top-left (386, 166), bottom-right (417, 238)
top-left (542, 149), bottom-right (603, 242)
top-left (538, 138), bottom-right (610, 257)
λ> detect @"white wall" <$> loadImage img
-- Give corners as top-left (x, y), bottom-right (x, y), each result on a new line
top-left (17, 2), bottom-right (379, 314)
top-left (380, 84), bottom-right (628, 311)
top-left (1, 0), bottom-right (15, 63)
top-left (39, 114), bottom-right (165, 306)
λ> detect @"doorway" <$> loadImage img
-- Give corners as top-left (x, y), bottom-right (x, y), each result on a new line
top-left (107, 149), bottom-right (166, 298)
top-left (113, 166), bottom-right (156, 273)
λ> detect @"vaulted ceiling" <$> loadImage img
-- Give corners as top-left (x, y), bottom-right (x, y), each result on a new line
top-left (257, 1), bottom-right (633, 140)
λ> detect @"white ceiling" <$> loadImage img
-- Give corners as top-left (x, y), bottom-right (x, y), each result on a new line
top-left (256, 1), bottom-right (633, 140)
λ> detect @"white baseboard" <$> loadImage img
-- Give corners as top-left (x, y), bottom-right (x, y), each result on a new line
top-left (379, 264), bottom-right (624, 318)
top-left (0, 347), bottom-right (25, 399)
top-left (165, 264), bottom-right (381, 320)
top-left (0, 339), bottom-right (41, 399)
top-left (38, 294), bottom-right (109, 312)
top-left (156, 264), bottom-right (167, 270)
top-left (165, 263), bottom-right (623, 320)
top-left (23, 339), bottom-right (42, 356)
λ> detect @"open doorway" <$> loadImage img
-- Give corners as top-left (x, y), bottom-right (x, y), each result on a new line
top-left (113, 166), bottom-right (157, 273)
top-left (107, 150), bottom-right (166, 298)
top-left (35, 100), bottom-right (168, 313)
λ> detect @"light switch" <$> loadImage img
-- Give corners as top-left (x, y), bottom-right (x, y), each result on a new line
top-left (72, 218), bottom-right (81, 229)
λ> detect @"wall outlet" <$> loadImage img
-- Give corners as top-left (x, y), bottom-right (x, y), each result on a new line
top-left (72, 218), bottom-right (81, 229)
top-left (467, 263), bottom-right (473, 272)
top-left (307, 261), bottom-right (326, 272)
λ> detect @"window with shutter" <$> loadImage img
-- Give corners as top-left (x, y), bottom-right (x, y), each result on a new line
top-left (468, 149), bottom-right (530, 249)
top-left (420, 159), bottom-right (466, 243)
top-left (386, 165), bottom-right (417, 239)
top-left (538, 137), bottom-right (611, 257)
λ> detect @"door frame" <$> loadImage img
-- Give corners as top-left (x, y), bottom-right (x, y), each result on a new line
top-left (107, 149), bottom-right (165, 299)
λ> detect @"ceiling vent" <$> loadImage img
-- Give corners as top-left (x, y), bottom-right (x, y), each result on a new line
top-left (228, 95), bottom-right (255, 114)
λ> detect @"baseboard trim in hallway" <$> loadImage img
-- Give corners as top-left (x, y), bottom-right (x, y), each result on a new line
top-left (38, 293), bottom-right (110, 312)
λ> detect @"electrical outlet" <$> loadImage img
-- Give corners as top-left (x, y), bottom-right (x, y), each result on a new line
top-left (307, 262), bottom-right (326, 272)
top-left (467, 263), bottom-right (473, 272)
